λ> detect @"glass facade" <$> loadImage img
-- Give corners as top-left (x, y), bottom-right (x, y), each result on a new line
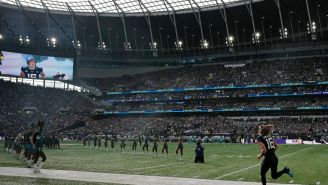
top-left (0, 0), bottom-right (241, 14)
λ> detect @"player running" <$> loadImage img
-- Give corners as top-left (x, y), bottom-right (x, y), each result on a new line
top-left (257, 125), bottom-right (293, 185)
top-left (32, 121), bottom-right (47, 173)
top-left (24, 128), bottom-right (34, 167)
top-left (176, 137), bottom-right (184, 161)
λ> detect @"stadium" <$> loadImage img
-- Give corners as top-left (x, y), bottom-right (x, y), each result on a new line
top-left (0, 0), bottom-right (327, 184)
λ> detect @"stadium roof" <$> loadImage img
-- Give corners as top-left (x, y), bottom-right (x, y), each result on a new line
top-left (0, 0), bottom-right (262, 16)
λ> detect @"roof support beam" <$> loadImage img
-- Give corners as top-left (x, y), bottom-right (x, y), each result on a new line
top-left (112, 0), bottom-right (129, 50)
top-left (187, 0), bottom-right (205, 45)
top-left (273, 0), bottom-right (285, 39)
top-left (0, 14), bottom-right (16, 37)
top-left (215, 0), bottom-right (230, 43)
top-left (162, 0), bottom-right (180, 49)
top-left (65, 11), bottom-right (93, 48)
top-left (137, 0), bottom-right (156, 54)
top-left (244, 0), bottom-right (256, 43)
top-left (15, 0), bottom-right (46, 40)
top-left (88, 1), bottom-right (104, 46)
top-left (40, 0), bottom-right (73, 42)
top-left (305, 0), bottom-right (316, 40)
top-left (66, 4), bottom-right (78, 47)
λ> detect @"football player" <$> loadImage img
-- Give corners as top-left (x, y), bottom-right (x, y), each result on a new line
top-left (161, 139), bottom-right (168, 159)
top-left (97, 136), bottom-right (102, 150)
top-left (104, 135), bottom-right (109, 151)
top-left (20, 57), bottom-right (45, 79)
top-left (32, 121), bottom-right (47, 173)
top-left (110, 136), bottom-right (115, 152)
top-left (120, 136), bottom-right (126, 153)
top-left (257, 125), bottom-right (293, 185)
top-left (142, 137), bottom-right (149, 156)
top-left (93, 136), bottom-right (97, 149)
top-left (152, 137), bottom-right (158, 158)
top-left (176, 137), bottom-right (184, 160)
top-left (132, 136), bottom-right (138, 155)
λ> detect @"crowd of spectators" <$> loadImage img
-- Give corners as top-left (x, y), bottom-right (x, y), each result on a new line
top-left (0, 80), bottom-right (93, 137)
top-left (105, 97), bottom-right (328, 112)
top-left (85, 57), bottom-right (328, 92)
top-left (104, 86), bottom-right (328, 103)
top-left (70, 116), bottom-right (328, 141)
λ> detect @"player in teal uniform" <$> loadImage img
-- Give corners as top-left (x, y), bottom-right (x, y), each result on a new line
top-left (32, 121), bottom-right (47, 173)
top-left (24, 127), bottom-right (34, 167)
top-left (20, 57), bottom-right (45, 79)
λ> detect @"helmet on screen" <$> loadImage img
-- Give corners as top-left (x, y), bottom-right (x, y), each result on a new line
top-left (26, 56), bottom-right (35, 65)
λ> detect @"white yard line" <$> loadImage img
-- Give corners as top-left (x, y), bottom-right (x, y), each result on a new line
top-left (129, 162), bottom-right (179, 171)
top-left (215, 146), bottom-right (315, 180)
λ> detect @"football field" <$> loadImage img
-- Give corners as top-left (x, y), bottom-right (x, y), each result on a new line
top-left (0, 141), bottom-right (327, 185)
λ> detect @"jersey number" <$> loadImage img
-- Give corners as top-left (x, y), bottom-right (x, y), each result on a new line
top-left (28, 73), bottom-right (37, 78)
top-left (265, 138), bottom-right (275, 150)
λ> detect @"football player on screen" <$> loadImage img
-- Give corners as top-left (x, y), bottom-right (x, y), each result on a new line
top-left (20, 56), bottom-right (45, 79)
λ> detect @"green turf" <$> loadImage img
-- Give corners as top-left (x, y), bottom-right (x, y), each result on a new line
top-left (0, 141), bottom-right (327, 185)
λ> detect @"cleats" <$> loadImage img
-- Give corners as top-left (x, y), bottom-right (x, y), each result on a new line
top-left (33, 164), bottom-right (40, 174)
top-left (285, 167), bottom-right (294, 178)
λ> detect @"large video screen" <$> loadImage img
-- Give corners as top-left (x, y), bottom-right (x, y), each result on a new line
top-left (0, 51), bottom-right (74, 80)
